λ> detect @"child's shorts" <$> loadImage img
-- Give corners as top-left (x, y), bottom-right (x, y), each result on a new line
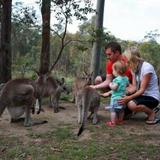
top-left (109, 100), bottom-right (125, 112)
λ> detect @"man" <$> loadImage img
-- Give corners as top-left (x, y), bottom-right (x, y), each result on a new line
top-left (90, 41), bottom-right (136, 117)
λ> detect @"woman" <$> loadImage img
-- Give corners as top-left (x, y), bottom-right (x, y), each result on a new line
top-left (119, 47), bottom-right (160, 124)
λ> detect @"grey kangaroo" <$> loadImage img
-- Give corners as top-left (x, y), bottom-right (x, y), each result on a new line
top-left (0, 78), bottom-right (47, 127)
top-left (74, 75), bottom-right (100, 136)
top-left (0, 72), bottom-right (68, 126)
top-left (35, 72), bottom-right (69, 113)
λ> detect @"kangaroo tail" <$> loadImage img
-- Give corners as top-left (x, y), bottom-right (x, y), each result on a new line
top-left (77, 92), bottom-right (89, 136)
top-left (32, 120), bottom-right (48, 126)
top-left (77, 125), bottom-right (84, 136)
top-left (0, 103), bottom-right (6, 117)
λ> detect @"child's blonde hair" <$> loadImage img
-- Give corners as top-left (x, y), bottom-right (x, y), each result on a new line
top-left (112, 61), bottom-right (127, 75)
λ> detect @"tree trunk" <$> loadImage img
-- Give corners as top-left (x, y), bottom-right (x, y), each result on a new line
top-left (40, 0), bottom-right (51, 74)
top-left (0, 0), bottom-right (12, 83)
top-left (90, 0), bottom-right (105, 80)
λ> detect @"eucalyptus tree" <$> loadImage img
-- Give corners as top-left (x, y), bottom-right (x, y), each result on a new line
top-left (0, 0), bottom-right (12, 83)
top-left (62, 15), bottom-right (116, 76)
top-left (90, 0), bottom-right (105, 80)
top-left (139, 42), bottom-right (160, 73)
top-left (138, 30), bottom-right (160, 73)
top-left (39, 0), bottom-right (51, 74)
top-left (37, 0), bottom-right (95, 75)
top-left (12, 2), bottom-right (39, 57)
top-left (49, 0), bottom-right (95, 72)
top-left (12, 2), bottom-right (40, 76)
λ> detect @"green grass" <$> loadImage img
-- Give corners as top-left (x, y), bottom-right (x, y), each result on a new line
top-left (1, 123), bottom-right (160, 160)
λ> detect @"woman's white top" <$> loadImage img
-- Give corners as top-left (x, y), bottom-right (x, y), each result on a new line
top-left (140, 61), bottom-right (160, 101)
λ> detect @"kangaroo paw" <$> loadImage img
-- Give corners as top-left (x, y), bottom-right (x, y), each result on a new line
top-left (37, 108), bottom-right (45, 114)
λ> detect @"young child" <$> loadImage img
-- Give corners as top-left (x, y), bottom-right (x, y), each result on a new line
top-left (101, 61), bottom-right (129, 127)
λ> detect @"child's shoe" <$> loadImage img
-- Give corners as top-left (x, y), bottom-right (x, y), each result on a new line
top-left (106, 121), bottom-right (116, 127)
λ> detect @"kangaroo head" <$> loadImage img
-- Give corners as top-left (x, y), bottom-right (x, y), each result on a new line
top-left (81, 71), bottom-right (93, 86)
top-left (35, 71), bottom-right (50, 85)
top-left (56, 78), bottom-right (69, 94)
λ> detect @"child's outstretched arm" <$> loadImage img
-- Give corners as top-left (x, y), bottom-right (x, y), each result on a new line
top-left (100, 90), bottom-right (112, 97)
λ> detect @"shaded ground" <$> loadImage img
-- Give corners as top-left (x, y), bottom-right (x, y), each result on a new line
top-left (1, 101), bottom-right (160, 160)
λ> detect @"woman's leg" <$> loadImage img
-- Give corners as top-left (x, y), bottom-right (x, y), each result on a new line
top-left (128, 100), bottom-right (155, 121)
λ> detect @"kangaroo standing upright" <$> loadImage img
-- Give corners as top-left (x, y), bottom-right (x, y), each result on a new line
top-left (35, 73), bottom-right (68, 113)
top-left (73, 75), bottom-right (100, 136)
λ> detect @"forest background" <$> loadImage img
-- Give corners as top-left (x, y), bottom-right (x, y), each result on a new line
top-left (1, 2), bottom-right (160, 159)
top-left (0, 0), bottom-right (160, 84)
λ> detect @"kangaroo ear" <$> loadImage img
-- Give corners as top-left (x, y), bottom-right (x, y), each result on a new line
top-left (46, 72), bottom-right (51, 78)
top-left (61, 77), bottom-right (65, 84)
top-left (33, 69), bottom-right (40, 76)
top-left (83, 71), bottom-right (88, 76)
top-left (82, 71), bottom-right (89, 79)
top-left (90, 71), bottom-right (94, 77)
top-left (82, 71), bottom-right (86, 77)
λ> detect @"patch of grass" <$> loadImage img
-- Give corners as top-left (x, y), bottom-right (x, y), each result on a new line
top-left (1, 114), bottom-right (160, 160)
top-left (59, 141), bottom-right (101, 160)
top-left (60, 93), bottom-right (72, 101)
top-left (106, 141), bottom-right (160, 160)
top-left (0, 136), bottom-right (28, 160)
top-left (53, 127), bottom-right (74, 142)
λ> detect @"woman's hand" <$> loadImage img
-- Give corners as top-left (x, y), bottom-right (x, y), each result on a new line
top-left (126, 84), bottom-right (136, 95)
top-left (118, 96), bottom-right (131, 105)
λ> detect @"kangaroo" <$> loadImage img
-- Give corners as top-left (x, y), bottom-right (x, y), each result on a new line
top-left (35, 72), bottom-right (69, 113)
top-left (72, 72), bottom-right (93, 103)
top-left (74, 75), bottom-right (100, 136)
top-left (0, 72), bottom-right (68, 126)
top-left (0, 78), bottom-right (47, 127)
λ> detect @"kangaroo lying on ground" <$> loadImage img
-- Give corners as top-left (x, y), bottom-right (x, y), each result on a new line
top-left (73, 75), bottom-right (100, 136)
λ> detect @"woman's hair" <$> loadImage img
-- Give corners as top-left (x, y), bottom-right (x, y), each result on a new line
top-left (124, 47), bottom-right (141, 61)
top-left (112, 61), bottom-right (127, 75)
top-left (123, 47), bottom-right (143, 71)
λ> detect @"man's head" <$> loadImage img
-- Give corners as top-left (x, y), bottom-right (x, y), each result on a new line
top-left (105, 42), bottom-right (122, 62)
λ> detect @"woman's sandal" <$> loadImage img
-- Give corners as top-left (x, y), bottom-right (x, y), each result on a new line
top-left (106, 121), bottom-right (116, 127)
top-left (146, 118), bottom-right (160, 125)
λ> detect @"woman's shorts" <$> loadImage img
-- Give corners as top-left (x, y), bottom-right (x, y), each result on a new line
top-left (132, 95), bottom-right (159, 109)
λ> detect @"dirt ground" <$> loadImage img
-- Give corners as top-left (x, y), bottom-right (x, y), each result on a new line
top-left (1, 101), bottom-right (160, 143)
